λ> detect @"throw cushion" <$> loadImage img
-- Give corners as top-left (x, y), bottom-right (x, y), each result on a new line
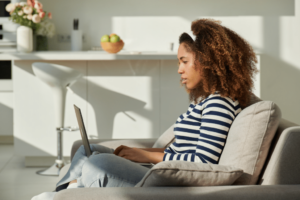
top-left (152, 124), bottom-right (175, 148)
top-left (218, 101), bottom-right (281, 185)
top-left (135, 161), bottom-right (243, 187)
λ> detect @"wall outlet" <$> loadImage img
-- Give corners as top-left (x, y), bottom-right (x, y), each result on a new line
top-left (57, 34), bottom-right (86, 43)
top-left (57, 34), bottom-right (71, 43)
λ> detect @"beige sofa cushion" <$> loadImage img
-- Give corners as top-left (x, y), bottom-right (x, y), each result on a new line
top-left (135, 161), bottom-right (243, 187)
top-left (218, 101), bottom-right (281, 185)
top-left (152, 124), bottom-right (175, 148)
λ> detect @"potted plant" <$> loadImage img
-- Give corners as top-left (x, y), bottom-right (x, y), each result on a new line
top-left (5, 0), bottom-right (55, 52)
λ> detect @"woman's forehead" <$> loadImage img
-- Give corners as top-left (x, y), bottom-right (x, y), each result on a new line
top-left (177, 44), bottom-right (194, 60)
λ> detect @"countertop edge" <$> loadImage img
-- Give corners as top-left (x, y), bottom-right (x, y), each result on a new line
top-left (0, 51), bottom-right (178, 60)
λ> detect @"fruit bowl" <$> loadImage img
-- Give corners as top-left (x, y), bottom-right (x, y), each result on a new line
top-left (101, 40), bottom-right (124, 54)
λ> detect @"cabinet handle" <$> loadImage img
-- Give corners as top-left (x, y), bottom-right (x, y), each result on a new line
top-left (0, 34), bottom-right (2, 40)
top-left (0, 24), bottom-right (2, 30)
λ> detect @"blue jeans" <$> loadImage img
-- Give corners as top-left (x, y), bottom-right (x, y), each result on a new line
top-left (56, 144), bottom-right (150, 190)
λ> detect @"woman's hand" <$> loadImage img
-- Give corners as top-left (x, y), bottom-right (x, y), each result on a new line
top-left (114, 145), bottom-right (151, 163)
top-left (113, 145), bottom-right (130, 156)
top-left (113, 145), bottom-right (164, 164)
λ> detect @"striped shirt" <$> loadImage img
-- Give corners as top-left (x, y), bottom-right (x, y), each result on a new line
top-left (163, 92), bottom-right (242, 164)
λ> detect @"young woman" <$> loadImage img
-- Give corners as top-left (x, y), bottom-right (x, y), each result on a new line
top-left (32, 18), bottom-right (258, 200)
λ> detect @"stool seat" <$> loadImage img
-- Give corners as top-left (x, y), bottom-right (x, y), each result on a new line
top-left (32, 62), bottom-right (82, 176)
top-left (32, 62), bottom-right (82, 88)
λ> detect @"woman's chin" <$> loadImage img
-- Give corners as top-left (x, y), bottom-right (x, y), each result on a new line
top-left (185, 85), bottom-right (194, 90)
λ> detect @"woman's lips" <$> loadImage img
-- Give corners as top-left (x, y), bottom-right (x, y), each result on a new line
top-left (181, 78), bottom-right (187, 84)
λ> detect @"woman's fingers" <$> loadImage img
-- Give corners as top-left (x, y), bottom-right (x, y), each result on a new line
top-left (118, 148), bottom-right (135, 161)
top-left (116, 146), bottom-right (132, 156)
top-left (113, 146), bottom-right (122, 155)
top-left (113, 145), bottom-right (128, 155)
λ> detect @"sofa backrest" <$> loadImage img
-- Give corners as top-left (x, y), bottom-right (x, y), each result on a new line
top-left (236, 93), bottom-right (299, 184)
top-left (258, 119), bottom-right (299, 184)
top-left (218, 100), bottom-right (281, 185)
top-left (237, 93), bottom-right (300, 185)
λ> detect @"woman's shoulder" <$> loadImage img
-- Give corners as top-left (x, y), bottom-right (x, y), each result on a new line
top-left (196, 92), bottom-right (241, 114)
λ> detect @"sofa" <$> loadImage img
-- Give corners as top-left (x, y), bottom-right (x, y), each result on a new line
top-left (54, 94), bottom-right (300, 200)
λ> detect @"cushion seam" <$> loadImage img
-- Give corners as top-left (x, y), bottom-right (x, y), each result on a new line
top-left (151, 168), bottom-right (243, 173)
top-left (139, 170), bottom-right (154, 187)
top-left (251, 102), bottom-right (272, 176)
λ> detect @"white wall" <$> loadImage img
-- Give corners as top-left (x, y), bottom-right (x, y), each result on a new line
top-left (39, 0), bottom-right (300, 125)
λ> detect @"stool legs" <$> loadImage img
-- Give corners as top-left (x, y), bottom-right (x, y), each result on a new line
top-left (32, 63), bottom-right (82, 176)
top-left (36, 127), bottom-right (78, 176)
top-left (56, 129), bottom-right (64, 169)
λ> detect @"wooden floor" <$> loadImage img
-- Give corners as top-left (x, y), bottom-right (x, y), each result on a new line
top-left (0, 145), bottom-right (60, 200)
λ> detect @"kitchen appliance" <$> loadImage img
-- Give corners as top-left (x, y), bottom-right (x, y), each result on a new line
top-left (0, 0), bottom-right (17, 52)
top-left (0, 0), bottom-right (18, 92)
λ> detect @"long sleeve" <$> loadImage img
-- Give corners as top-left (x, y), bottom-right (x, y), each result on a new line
top-left (163, 95), bottom-right (241, 164)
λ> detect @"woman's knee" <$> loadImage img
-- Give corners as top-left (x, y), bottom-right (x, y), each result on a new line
top-left (82, 154), bottom-right (120, 176)
top-left (79, 154), bottom-right (116, 185)
top-left (80, 154), bottom-right (148, 187)
top-left (74, 145), bottom-right (86, 155)
top-left (78, 144), bottom-right (85, 152)
top-left (86, 154), bottom-right (117, 168)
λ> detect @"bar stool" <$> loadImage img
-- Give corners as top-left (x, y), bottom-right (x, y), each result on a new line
top-left (32, 62), bottom-right (82, 176)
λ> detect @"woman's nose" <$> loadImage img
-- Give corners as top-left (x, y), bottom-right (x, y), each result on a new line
top-left (178, 65), bottom-right (184, 74)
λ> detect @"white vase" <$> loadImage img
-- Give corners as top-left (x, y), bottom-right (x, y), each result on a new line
top-left (17, 26), bottom-right (33, 53)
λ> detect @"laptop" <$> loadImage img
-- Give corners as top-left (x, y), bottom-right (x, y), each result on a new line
top-left (74, 105), bottom-right (93, 157)
top-left (73, 105), bottom-right (153, 166)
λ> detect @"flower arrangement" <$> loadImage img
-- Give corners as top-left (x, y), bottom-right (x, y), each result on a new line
top-left (36, 20), bottom-right (55, 38)
top-left (5, 0), bottom-right (53, 35)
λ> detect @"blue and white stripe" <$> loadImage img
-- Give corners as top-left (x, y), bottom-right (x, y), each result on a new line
top-left (163, 92), bottom-right (241, 164)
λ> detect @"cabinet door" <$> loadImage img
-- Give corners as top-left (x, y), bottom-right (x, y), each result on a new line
top-left (13, 61), bottom-right (87, 156)
top-left (87, 60), bottom-right (160, 139)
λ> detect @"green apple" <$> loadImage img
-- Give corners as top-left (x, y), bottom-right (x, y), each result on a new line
top-left (101, 35), bottom-right (110, 42)
top-left (110, 35), bottom-right (120, 43)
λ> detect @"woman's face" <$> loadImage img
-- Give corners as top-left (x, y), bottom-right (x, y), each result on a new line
top-left (177, 43), bottom-right (201, 90)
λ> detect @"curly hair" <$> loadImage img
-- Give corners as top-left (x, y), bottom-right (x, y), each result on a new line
top-left (179, 18), bottom-right (258, 108)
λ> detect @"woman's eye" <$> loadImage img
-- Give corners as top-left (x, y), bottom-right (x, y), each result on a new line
top-left (178, 61), bottom-right (187, 65)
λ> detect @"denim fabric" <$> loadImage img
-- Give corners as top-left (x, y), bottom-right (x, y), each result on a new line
top-left (56, 144), bottom-right (150, 191)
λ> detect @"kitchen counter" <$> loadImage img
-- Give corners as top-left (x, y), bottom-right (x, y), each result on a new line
top-left (11, 53), bottom-right (184, 166)
top-left (0, 51), bottom-right (177, 60)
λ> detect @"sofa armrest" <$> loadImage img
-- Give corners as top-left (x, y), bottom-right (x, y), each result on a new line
top-left (54, 185), bottom-right (300, 200)
top-left (71, 138), bottom-right (157, 160)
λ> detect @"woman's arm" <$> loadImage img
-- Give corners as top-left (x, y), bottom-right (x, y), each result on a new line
top-left (163, 98), bottom-right (236, 164)
top-left (114, 145), bottom-right (164, 164)
top-left (140, 148), bottom-right (165, 153)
